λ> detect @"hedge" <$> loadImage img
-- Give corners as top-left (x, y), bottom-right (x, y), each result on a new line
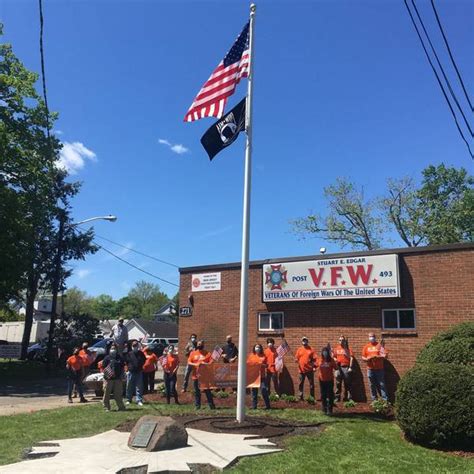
top-left (416, 322), bottom-right (474, 366)
top-left (396, 363), bottom-right (474, 449)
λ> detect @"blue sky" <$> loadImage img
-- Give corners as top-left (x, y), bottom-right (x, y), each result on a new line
top-left (2, 0), bottom-right (473, 299)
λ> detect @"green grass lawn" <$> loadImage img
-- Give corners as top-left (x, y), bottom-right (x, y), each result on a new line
top-left (0, 402), bottom-right (472, 473)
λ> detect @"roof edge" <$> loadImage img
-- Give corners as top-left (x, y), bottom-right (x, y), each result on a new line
top-left (179, 242), bottom-right (474, 274)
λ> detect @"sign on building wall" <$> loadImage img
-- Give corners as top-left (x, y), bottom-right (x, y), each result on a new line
top-left (263, 254), bottom-right (400, 302)
top-left (191, 272), bottom-right (221, 292)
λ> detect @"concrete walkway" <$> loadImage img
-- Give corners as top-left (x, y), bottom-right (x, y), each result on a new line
top-left (0, 428), bottom-right (281, 473)
top-left (0, 379), bottom-right (98, 416)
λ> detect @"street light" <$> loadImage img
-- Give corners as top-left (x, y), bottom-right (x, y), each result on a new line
top-left (74, 215), bottom-right (117, 226)
top-left (47, 214), bottom-right (117, 363)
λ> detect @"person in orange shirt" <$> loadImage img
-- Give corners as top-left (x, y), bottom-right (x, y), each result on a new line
top-left (317, 347), bottom-right (338, 415)
top-left (142, 346), bottom-right (159, 394)
top-left (333, 335), bottom-right (354, 402)
top-left (188, 340), bottom-right (216, 409)
top-left (247, 344), bottom-right (271, 409)
top-left (295, 337), bottom-right (317, 400)
top-left (162, 344), bottom-right (180, 404)
top-left (66, 347), bottom-right (87, 404)
top-left (362, 332), bottom-right (388, 401)
top-left (264, 338), bottom-right (280, 396)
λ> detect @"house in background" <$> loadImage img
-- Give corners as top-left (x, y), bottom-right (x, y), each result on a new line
top-left (98, 319), bottom-right (129, 337)
top-left (126, 319), bottom-right (178, 343)
top-left (152, 302), bottom-right (176, 322)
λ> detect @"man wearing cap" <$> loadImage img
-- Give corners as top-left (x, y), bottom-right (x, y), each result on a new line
top-left (295, 337), bottom-right (317, 400)
top-left (362, 332), bottom-right (389, 401)
top-left (109, 318), bottom-right (128, 356)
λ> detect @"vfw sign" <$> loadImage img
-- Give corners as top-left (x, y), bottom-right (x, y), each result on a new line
top-left (263, 254), bottom-right (400, 302)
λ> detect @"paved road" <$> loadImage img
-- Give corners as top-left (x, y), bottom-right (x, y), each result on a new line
top-left (0, 378), bottom-right (99, 416)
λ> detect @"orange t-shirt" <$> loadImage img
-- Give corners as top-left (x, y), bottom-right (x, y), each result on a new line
top-left (79, 349), bottom-right (95, 367)
top-left (67, 355), bottom-right (83, 371)
top-left (295, 346), bottom-right (317, 373)
top-left (162, 354), bottom-right (179, 374)
top-left (264, 347), bottom-right (278, 373)
top-left (317, 357), bottom-right (338, 381)
top-left (188, 349), bottom-right (212, 380)
top-left (333, 345), bottom-right (354, 366)
top-left (362, 343), bottom-right (387, 370)
top-left (143, 351), bottom-right (159, 373)
top-left (247, 353), bottom-right (267, 378)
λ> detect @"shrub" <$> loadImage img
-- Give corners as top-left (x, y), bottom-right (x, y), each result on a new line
top-left (280, 394), bottom-right (298, 403)
top-left (306, 395), bottom-right (315, 405)
top-left (269, 393), bottom-right (280, 402)
top-left (370, 399), bottom-right (391, 415)
top-left (416, 322), bottom-right (474, 366)
top-left (215, 391), bottom-right (229, 399)
top-left (396, 363), bottom-right (474, 449)
top-left (344, 400), bottom-right (357, 409)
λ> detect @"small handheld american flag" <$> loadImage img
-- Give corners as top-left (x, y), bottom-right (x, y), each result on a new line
top-left (379, 338), bottom-right (386, 357)
top-left (211, 345), bottom-right (224, 362)
top-left (184, 22), bottom-right (250, 122)
top-left (275, 356), bottom-right (284, 373)
top-left (158, 355), bottom-right (168, 368)
top-left (276, 340), bottom-right (290, 358)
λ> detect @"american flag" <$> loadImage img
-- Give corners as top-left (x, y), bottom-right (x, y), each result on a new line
top-left (275, 356), bottom-right (284, 373)
top-left (276, 340), bottom-right (290, 358)
top-left (158, 355), bottom-right (168, 368)
top-left (184, 22), bottom-right (250, 122)
top-left (211, 345), bottom-right (224, 362)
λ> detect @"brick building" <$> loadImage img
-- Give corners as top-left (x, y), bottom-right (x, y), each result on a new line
top-left (178, 243), bottom-right (474, 401)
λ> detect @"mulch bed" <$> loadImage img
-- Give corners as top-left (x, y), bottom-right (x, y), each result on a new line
top-left (116, 414), bottom-right (323, 447)
top-left (144, 390), bottom-right (394, 419)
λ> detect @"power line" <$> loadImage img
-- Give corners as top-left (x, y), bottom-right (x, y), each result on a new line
top-left (430, 0), bottom-right (474, 112)
top-left (403, 0), bottom-right (474, 159)
top-left (95, 242), bottom-right (179, 287)
top-left (38, 0), bottom-right (51, 140)
top-left (410, 0), bottom-right (473, 137)
top-left (77, 227), bottom-right (180, 268)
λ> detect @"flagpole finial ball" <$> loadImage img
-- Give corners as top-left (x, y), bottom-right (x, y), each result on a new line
top-left (250, 4), bottom-right (256, 14)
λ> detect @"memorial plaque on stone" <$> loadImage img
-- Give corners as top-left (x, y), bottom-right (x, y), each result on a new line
top-left (131, 421), bottom-right (157, 448)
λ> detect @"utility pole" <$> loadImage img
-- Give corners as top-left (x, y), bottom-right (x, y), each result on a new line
top-left (47, 209), bottom-right (65, 364)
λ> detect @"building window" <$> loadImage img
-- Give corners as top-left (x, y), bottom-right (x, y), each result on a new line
top-left (382, 309), bottom-right (416, 330)
top-left (258, 312), bottom-right (284, 331)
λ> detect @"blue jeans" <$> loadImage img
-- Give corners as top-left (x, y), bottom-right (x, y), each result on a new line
top-left (126, 371), bottom-right (143, 403)
top-left (67, 370), bottom-right (84, 399)
top-left (367, 369), bottom-right (388, 401)
top-left (164, 372), bottom-right (178, 402)
top-left (251, 378), bottom-right (270, 409)
top-left (182, 364), bottom-right (193, 390)
top-left (193, 379), bottom-right (215, 408)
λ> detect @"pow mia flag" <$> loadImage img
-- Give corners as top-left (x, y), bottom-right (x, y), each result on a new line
top-left (200, 98), bottom-right (246, 160)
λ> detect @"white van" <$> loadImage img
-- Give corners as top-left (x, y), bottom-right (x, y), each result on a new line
top-left (143, 337), bottom-right (179, 352)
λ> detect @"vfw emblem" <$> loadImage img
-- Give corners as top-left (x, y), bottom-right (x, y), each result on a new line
top-left (265, 264), bottom-right (288, 290)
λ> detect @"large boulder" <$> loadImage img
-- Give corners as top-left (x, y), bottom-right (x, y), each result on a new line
top-left (128, 416), bottom-right (188, 452)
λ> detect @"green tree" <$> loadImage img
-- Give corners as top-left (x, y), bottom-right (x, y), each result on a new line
top-left (89, 294), bottom-right (117, 320)
top-left (62, 287), bottom-right (93, 316)
top-left (116, 281), bottom-right (169, 320)
top-left (291, 178), bottom-right (385, 250)
top-left (0, 26), bottom-right (96, 357)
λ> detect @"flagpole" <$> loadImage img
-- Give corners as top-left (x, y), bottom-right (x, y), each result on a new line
top-left (236, 3), bottom-right (256, 424)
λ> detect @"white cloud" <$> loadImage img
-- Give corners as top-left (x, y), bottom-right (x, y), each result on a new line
top-left (158, 138), bottom-right (189, 155)
top-left (57, 141), bottom-right (97, 174)
top-left (77, 269), bottom-right (91, 279)
top-left (53, 129), bottom-right (63, 136)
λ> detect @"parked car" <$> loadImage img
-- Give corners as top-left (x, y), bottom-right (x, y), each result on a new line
top-left (88, 338), bottom-right (113, 366)
top-left (27, 342), bottom-right (47, 361)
